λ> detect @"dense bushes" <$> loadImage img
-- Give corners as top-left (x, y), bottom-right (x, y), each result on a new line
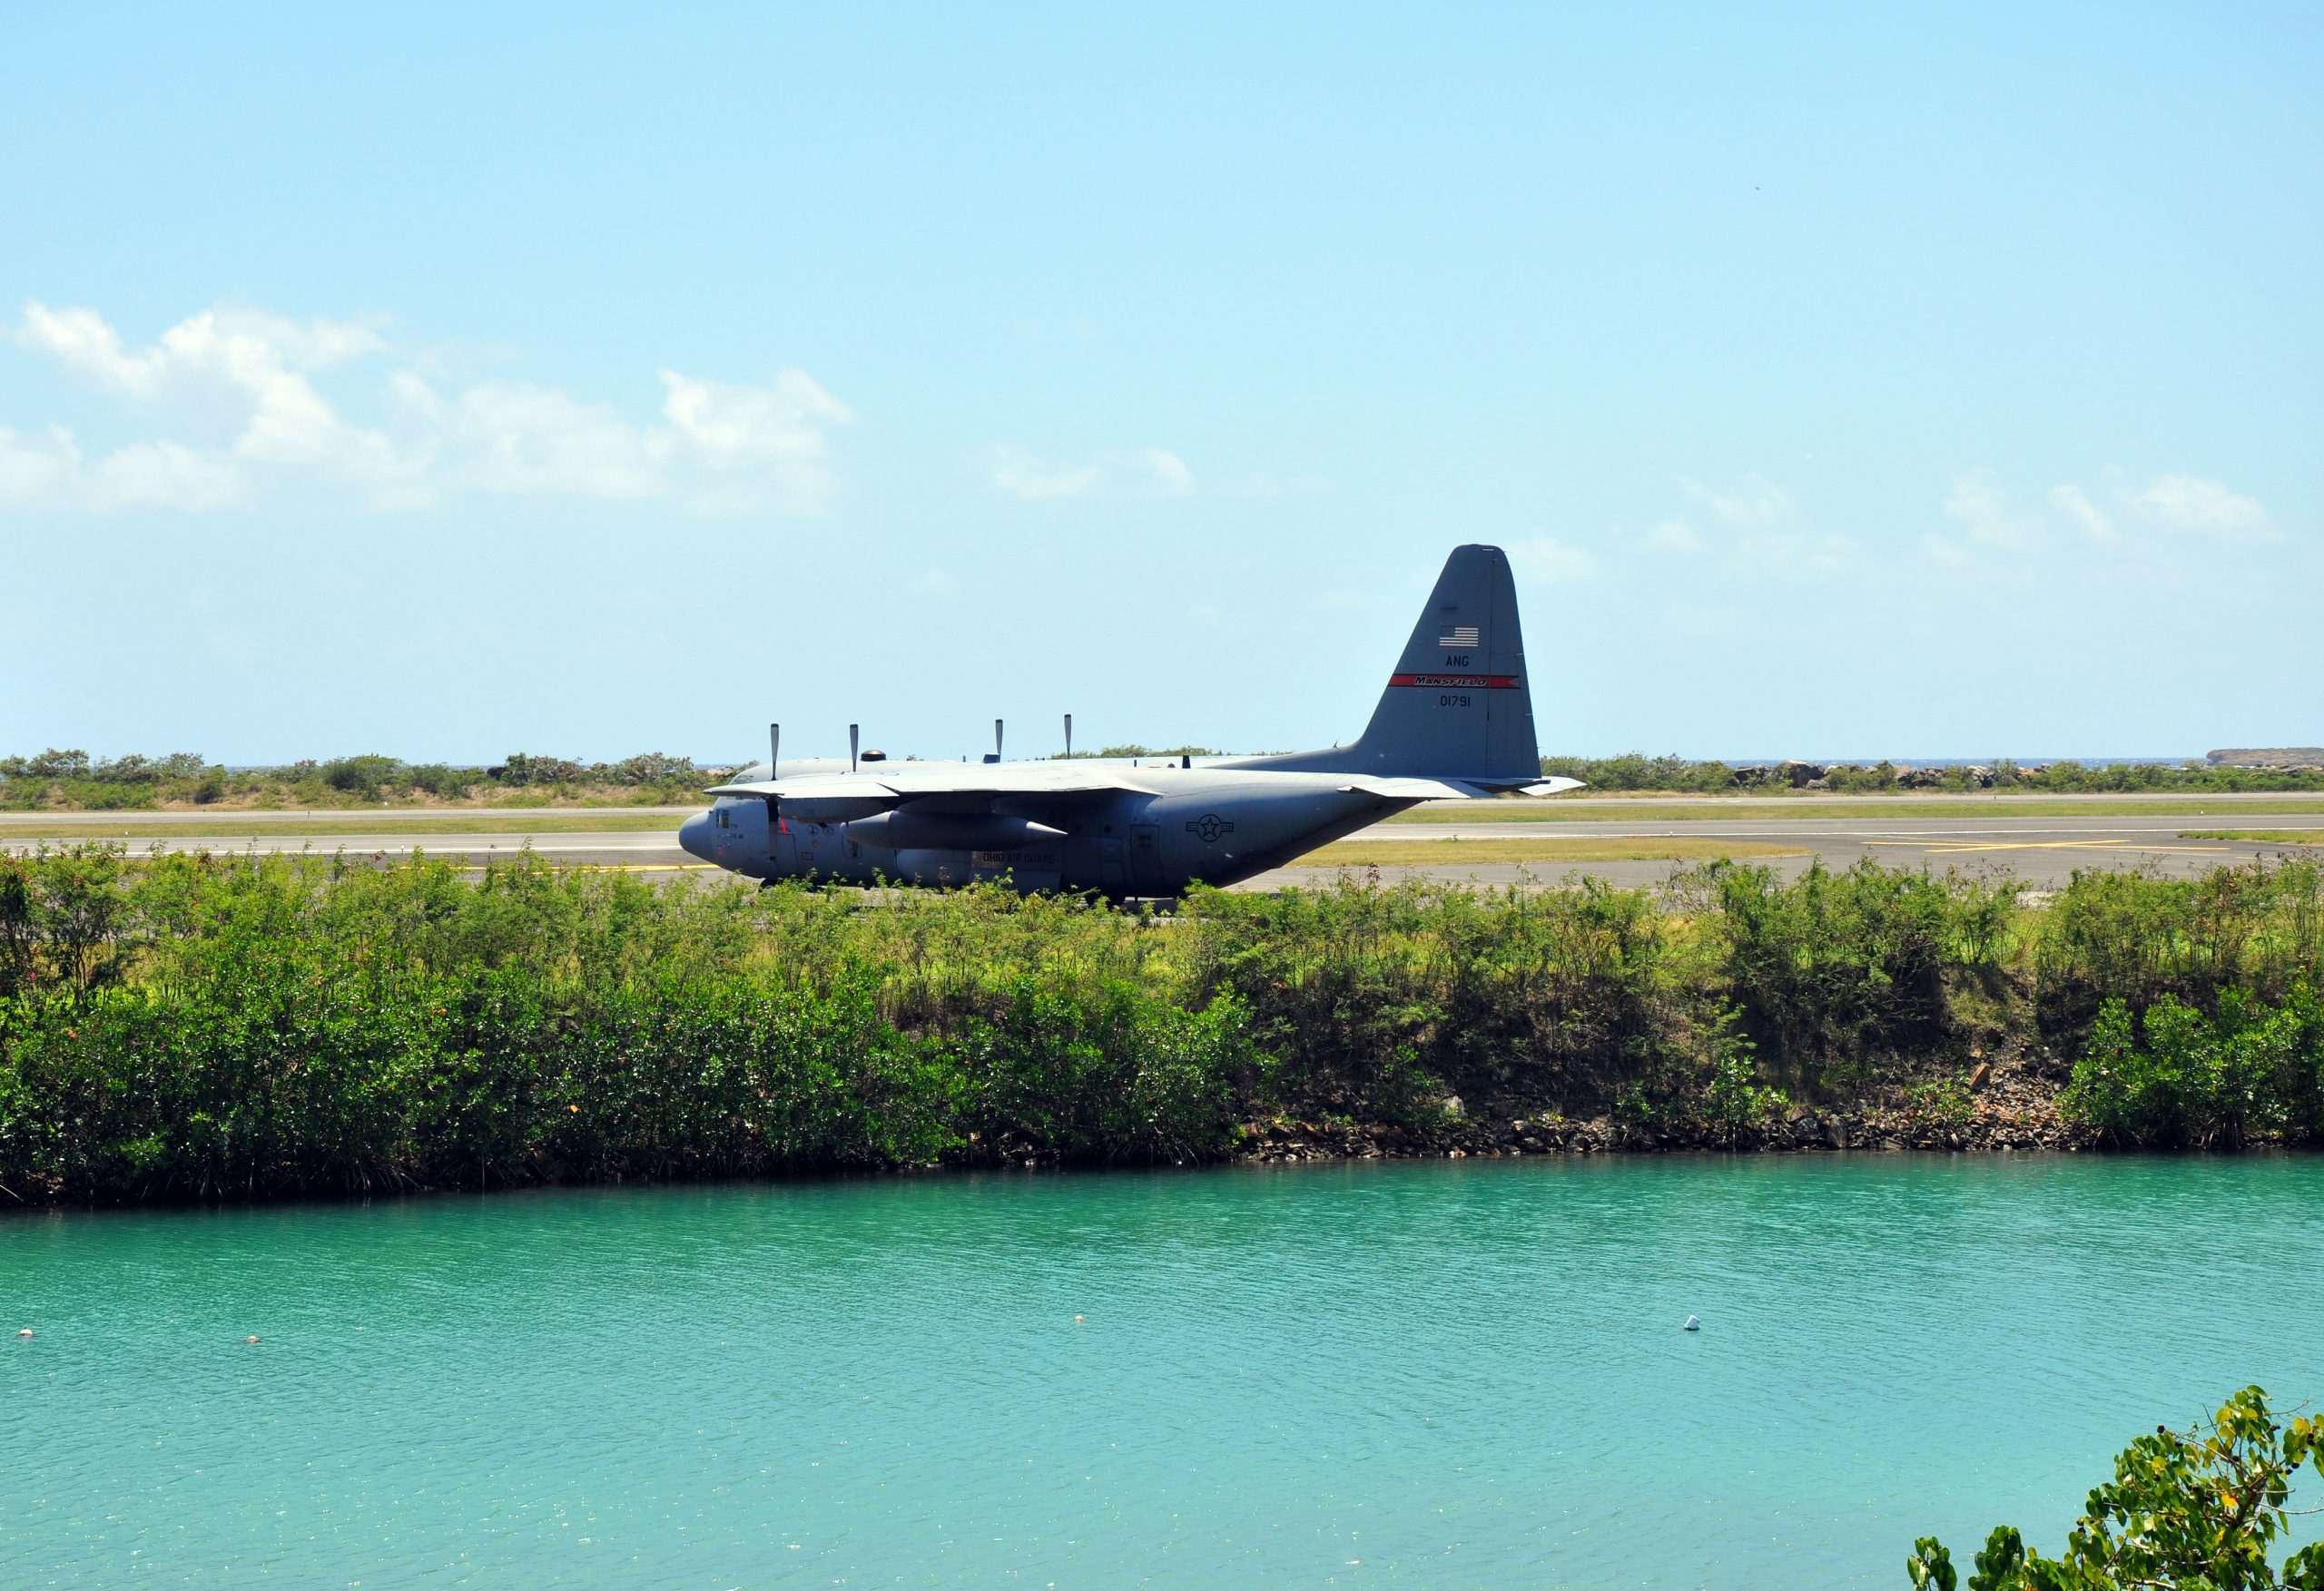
top-left (2063, 987), bottom-right (2324, 1148)
top-left (1908, 1384), bottom-right (2324, 1589)
top-left (2034, 862), bottom-right (2324, 1038)
top-left (1180, 876), bottom-right (1698, 1116)
top-left (1700, 863), bottom-right (2012, 1084)
top-left (2, 850), bottom-right (2320, 1203)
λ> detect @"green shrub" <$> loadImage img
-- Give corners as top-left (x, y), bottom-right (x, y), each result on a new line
top-left (1907, 1384), bottom-right (2323, 1589)
top-left (3, 850), bottom-right (2320, 1203)
top-left (1903, 1075), bottom-right (1975, 1133)
top-left (1699, 859), bottom-right (1957, 1084)
top-left (1693, 1020), bottom-right (1788, 1144)
top-left (2063, 986), bottom-right (2322, 1147)
top-left (1181, 875), bottom-right (1698, 1119)
top-left (951, 979), bottom-right (1250, 1160)
top-left (2034, 860), bottom-right (2324, 1044)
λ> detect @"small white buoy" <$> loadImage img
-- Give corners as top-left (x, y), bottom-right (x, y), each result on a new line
top-left (1682, 1314), bottom-right (1700, 1331)
top-left (15, 1328), bottom-right (31, 1339)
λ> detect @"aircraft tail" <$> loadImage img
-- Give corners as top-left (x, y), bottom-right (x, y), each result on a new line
top-left (1236, 544), bottom-right (1544, 785)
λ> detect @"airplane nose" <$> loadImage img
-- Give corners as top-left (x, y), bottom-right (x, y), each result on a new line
top-left (678, 810), bottom-right (714, 862)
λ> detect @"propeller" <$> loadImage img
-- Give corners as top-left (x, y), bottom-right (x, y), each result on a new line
top-left (768, 722), bottom-right (779, 781)
top-left (850, 722), bottom-right (859, 773)
top-left (995, 718), bottom-right (1004, 761)
top-left (1064, 712), bottom-right (1073, 761)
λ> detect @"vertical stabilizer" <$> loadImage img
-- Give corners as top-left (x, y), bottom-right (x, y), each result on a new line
top-left (1232, 544), bottom-right (1541, 781)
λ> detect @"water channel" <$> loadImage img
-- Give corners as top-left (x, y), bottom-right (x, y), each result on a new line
top-left (5, 1154), bottom-right (2319, 1586)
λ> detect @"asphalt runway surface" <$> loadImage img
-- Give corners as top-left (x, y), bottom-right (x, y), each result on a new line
top-left (6, 798), bottom-right (2320, 889)
top-left (1267, 810), bottom-right (2324, 889)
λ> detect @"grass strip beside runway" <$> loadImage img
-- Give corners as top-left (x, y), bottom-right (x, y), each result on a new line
top-left (2181, 830), bottom-right (2324, 846)
top-left (0, 813), bottom-right (689, 840)
top-left (1387, 797), bottom-right (2324, 824)
top-left (1293, 837), bottom-right (1808, 867)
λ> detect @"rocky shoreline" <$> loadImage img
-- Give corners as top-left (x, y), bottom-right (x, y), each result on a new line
top-left (1233, 1051), bottom-right (2095, 1163)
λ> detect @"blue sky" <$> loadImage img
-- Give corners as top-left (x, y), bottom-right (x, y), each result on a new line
top-left (4, 5), bottom-right (2318, 764)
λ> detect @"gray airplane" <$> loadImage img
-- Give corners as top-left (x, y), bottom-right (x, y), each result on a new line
top-left (677, 544), bottom-right (1580, 895)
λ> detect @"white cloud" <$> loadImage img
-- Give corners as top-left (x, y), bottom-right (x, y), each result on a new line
top-left (1679, 472), bottom-right (1794, 529)
top-left (2, 300), bottom-right (851, 516)
top-left (94, 439), bottom-right (247, 510)
top-left (16, 300), bottom-right (399, 483)
top-left (2130, 473), bottom-right (2277, 542)
top-left (1653, 472), bottom-right (1854, 581)
top-left (1925, 467), bottom-right (2289, 569)
top-left (1942, 467), bottom-right (2049, 553)
top-left (0, 423), bottom-right (246, 512)
top-left (456, 382), bottom-right (668, 498)
top-left (17, 302), bottom-right (173, 395)
top-left (660, 369), bottom-right (852, 466)
top-left (1127, 447), bottom-right (1195, 496)
top-left (2045, 482), bottom-right (2114, 545)
top-left (989, 445), bottom-right (1106, 499)
top-left (0, 425), bottom-right (78, 503)
top-left (1641, 517), bottom-right (1701, 553)
top-left (206, 307), bottom-right (391, 369)
top-left (987, 443), bottom-right (1196, 500)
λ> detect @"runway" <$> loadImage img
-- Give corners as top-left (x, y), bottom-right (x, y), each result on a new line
top-left (0, 810), bottom-right (692, 872)
top-left (5, 796), bottom-right (2319, 889)
top-left (1261, 809), bottom-right (2324, 889)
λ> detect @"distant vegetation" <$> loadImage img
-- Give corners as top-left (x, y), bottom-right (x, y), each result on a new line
top-left (1541, 752), bottom-right (2324, 794)
top-left (0, 750), bottom-right (724, 810)
top-left (16, 746), bottom-right (2319, 810)
top-left (1055, 744), bottom-right (1220, 760)
top-left (1, 847), bottom-right (2318, 1203)
top-left (2209, 746), bottom-right (2324, 770)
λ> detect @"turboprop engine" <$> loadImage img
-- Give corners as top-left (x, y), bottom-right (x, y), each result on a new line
top-left (842, 810), bottom-right (1067, 851)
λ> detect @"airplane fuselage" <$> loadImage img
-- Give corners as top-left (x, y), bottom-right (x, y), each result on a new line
top-left (684, 761), bottom-right (1415, 896)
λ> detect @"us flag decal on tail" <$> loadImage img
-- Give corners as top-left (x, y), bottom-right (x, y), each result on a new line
top-left (1437, 624), bottom-right (1480, 647)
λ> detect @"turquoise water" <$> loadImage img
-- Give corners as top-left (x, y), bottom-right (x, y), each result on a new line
top-left (5, 1156), bottom-right (2321, 1588)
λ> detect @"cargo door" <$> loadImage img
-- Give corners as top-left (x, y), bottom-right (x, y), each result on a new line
top-left (1129, 823), bottom-right (1165, 894)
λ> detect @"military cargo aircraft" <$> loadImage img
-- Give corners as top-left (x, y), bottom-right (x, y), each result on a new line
top-left (678, 544), bottom-right (1580, 895)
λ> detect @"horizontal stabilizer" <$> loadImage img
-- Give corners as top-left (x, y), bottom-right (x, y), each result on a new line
top-left (1334, 773), bottom-right (1585, 801)
top-left (1336, 776), bottom-right (1491, 800)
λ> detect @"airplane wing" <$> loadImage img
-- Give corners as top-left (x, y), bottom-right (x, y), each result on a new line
top-left (704, 773), bottom-right (902, 822)
top-left (706, 762), bottom-right (1162, 823)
